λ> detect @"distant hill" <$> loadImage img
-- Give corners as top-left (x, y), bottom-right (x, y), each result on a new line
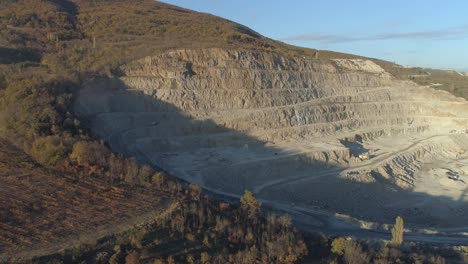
top-left (1, 0), bottom-right (466, 96)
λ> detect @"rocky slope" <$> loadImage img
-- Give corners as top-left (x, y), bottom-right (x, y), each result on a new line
top-left (75, 48), bottom-right (468, 230)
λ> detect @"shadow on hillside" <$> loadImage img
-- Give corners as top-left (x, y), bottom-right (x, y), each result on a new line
top-left (0, 47), bottom-right (40, 65)
top-left (49, 0), bottom-right (78, 15)
top-left (76, 77), bottom-right (468, 234)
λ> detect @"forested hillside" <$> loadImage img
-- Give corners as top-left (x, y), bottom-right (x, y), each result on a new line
top-left (0, 1), bottom-right (310, 262)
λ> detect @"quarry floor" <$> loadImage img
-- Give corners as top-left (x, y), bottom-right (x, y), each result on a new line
top-left (106, 121), bottom-right (468, 240)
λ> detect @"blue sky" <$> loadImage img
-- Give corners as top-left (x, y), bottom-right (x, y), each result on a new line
top-left (159, 0), bottom-right (468, 71)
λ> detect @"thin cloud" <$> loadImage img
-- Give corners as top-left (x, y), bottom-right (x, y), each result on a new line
top-left (281, 24), bottom-right (468, 43)
top-left (281, 33), bottom-right (355, 42)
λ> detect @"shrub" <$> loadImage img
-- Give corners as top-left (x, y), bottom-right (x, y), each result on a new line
top-left (240, 190), bottom-right (261, 220)
top-left (123, 158), bottom-right (140, 183)
top-left (109, 248), bottom-right (124, 264)
top-left (153, 258), bottom-right (165, 264)
top-left (125, 252), bottom-right (139, 264)
top-left (331, 237), bottom-right (370, 264)
top-left (331, 237), bottom-right (347, 256)
top-left (200, 252), bottom-right (211, 264)
top-left (138, 165), bottom-right (153, 184)
top-left (342, 241), bottom-right (369, 264)
top-left (186, 254), bottom-right (195, 264)
top-left (166, 255), bottom-right (175, 264)
top-left (30, 136), bottom-right (70, 166)
top-left (427, 255), bottom-right (446, 264)
top-left (70, 140), bottom-right (109, 172)
top-left (151, 171), bottom-right (166, 188)
top-left (189, 183), bottom-right (202, 200)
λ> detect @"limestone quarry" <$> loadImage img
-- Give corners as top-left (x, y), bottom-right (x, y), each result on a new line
top-left (75, 48), bottom-right (468, 236)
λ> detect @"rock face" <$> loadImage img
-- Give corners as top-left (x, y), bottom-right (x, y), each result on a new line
top-left (75, 48), bottom-right (468, 229)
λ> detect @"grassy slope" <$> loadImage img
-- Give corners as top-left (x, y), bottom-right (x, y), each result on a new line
top-left (74, 0), bottom-right (468, 99)
top-left (2, 0), bottom-right (466, 95)
top-left (0, 138), bottom-right (170, 259)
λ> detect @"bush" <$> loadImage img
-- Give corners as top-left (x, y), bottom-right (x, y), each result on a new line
top-left (240, 190), bottom-right (261, 220)
top-left (189, 183), bottom-right (202, 200)
top-left (151, 171), bottom-right (166, 188)
top-left (138, 165), bottom-right (153, 184)
top-left (125, 252), bottom-right (139, 264)
top-left (331, 237), bottom-right (347, 256)
top-left (70, 140), bottom-right (109, 173)
top-left (331, 237), bottom-right (370, 264)
top-left (342, 241), bottom-right (369, 264)
top-left (200, 252), bottom-right (211, 264)
top-left (30, 136), bottom-right (70, 166)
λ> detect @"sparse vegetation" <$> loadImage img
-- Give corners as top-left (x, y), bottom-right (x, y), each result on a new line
top-left (372, 61), bottom-right (468, 100)
top-left (27, 180), bottom-right (308, 263)
top-left (321, 235), bottom-right (462, 264)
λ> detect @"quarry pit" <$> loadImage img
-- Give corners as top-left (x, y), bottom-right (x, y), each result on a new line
top-left (75, 48), bottom-right (468, 237)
